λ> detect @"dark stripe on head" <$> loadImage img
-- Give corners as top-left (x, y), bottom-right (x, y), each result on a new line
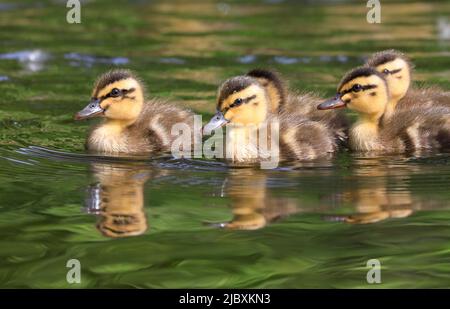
top-left (385, 68), bottom-right (402, 75)
top-left (243, 94), bottom-right (256, 104)
top-left (338, 66), bottom-right (386, 92)
top-left (340, 84), bottom-right (378, 96)
top-left (217, 76), bottom-right (257, 109)
top-left (94, 69), bottom-right (135, 97)
top-left (366, 49), bottom-right (413, 69)
top-left (96, 87), bottom-right (136, 104)
top-left (246, 68), bottom-right (286, 104)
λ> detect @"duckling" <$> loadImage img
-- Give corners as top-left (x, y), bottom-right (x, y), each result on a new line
top-left (317, 66), bottom-right (450, 152)
top-left (203, 74), bottom-right (337, 164)
top-left (75, 69), bottom-right (196, 154)
top-left (246, 69), bottom-right (349, 144)
top-left (366, 49), bottom-right (450, 120)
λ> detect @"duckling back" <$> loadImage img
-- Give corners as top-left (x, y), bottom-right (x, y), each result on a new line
top-left (397, 87), bottom-right (450, 110)
top-left (381, 106), bottom-right (450, 152)
top-left (283, 92), bottom-right (349, 146)
top-left (276, 109), bottom-right (336, 161)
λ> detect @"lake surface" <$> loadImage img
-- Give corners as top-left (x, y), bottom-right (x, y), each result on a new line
top-left (0, 0), bottom-right (449, 288)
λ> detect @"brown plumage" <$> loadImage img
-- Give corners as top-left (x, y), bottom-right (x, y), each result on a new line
top-left (246, 69), bottom-right (349, 145)
top-left (274, 108), bottom-right (336, 161)
top-left (397, 87), bottom-right (450, 110)
top-left (380, 106), bottom-right (450, 152)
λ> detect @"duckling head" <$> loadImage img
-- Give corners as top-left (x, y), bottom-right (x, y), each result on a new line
top-left (203, 76), bottom-right (269, 133)
top-left (366, 49), bottom-right (412, 103)
top-left (318, 66), bottom-right (389, 120)
top-left (246, 69), bottom-right (286, 113)
top-left (75, 69), bottom-right (145, 124)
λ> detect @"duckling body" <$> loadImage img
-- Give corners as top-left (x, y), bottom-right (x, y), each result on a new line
top-left (87, 99), bottom-right (194, 154)
top-left (366, 49), bottom-right (450, 121)
top-left (246, 69), bottom-right (349, 144)
top-left (203, 74), bottom-right (336, 164)
top-left (318, 67), bottom-right (450, 153)
top-left (276, 109), bottom-right (336, 160)
top-left (75, 70), bottom-right (196, 155)
top-left (222, 113), bottom-right (335, 163)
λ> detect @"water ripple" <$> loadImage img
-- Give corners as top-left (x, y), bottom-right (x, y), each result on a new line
top-left (64, 52), bottom-right (129, 67)
top-left (0, 50), bottom-right (50, 72)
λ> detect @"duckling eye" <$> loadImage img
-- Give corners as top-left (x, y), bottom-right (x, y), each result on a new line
top-left (230, 98), bottom-right (243, 108)
top-left (382, 69), bottom-right (390, 74)
top-left (352, 84), bottom-right (362, 92)
top-left (110, 88), bottom-right (121, 97)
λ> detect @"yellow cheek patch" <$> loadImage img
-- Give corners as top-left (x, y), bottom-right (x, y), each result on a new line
top-left (224, 109), bottom-right (234, 120)
top-left (100, 99), bottom-right (113, 109)
top-left (341, 93), bottom-right (352, 102)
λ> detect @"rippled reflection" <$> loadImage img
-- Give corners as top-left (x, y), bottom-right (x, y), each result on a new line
top-left (74, 152), bottom-right (450, 236)
top-left (85, 163), bottom-right (151, 238)
top-left (209, 169), bottom-right (300, 230)
top-left (326, 155), bottom-right (450, 224)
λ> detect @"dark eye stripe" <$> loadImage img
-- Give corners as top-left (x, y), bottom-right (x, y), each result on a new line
top-left (95, 88), bottom-right (136, 102)
top-left (243, 94), bottom-right (256, 104)
top-left (388, 68), bottom-right (402, 74)
top-left (384, 68), bottom-right (402, 75)
top-left (221, 94), bottom-right (257, 113)
top-left (340, 84), bottom-right (377, 96)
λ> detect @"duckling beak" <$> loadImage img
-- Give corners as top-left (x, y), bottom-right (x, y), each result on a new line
top-left (317, 95), bottom-right (346, 110)
top-left (202, 112), bottom-right (229, 134)
top-left (74, 99), bottom-right (105, 120)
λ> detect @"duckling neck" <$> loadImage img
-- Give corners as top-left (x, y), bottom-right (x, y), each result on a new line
top-left (350, 114), bottom-right (382, 151)
top-left (266, 84), bottom-right (284, 113)
top-left (102, 119), bottom-right (137, 131)
top-left (226, 122), bottom-right (269, 161)
top-left (383, 97), bottom-right (398, 121)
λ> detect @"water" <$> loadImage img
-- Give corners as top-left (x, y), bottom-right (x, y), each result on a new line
top-left (0, 0), bottom-right (449, 288)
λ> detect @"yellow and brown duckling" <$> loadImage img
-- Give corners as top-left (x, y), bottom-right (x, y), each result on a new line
top-left (366, 49), bottom-right (450, 120)
top-left (246, 69), bottom-right (349, 144)
top-left (318, 66), bottom-right (450, 152)
top-left (75, 69), bottom-right (196, 154)
top-left (203, 73), bottom-right (337, 163)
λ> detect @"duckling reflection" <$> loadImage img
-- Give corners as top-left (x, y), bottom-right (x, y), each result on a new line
top-left (209, 162), bottom-right (422, 229)
top-left (326, 156), bottom-right (429, 224)
top-left (210, 169), bottom-right (300, 230)
top-left (85, 163), bottom-right (152, 238)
